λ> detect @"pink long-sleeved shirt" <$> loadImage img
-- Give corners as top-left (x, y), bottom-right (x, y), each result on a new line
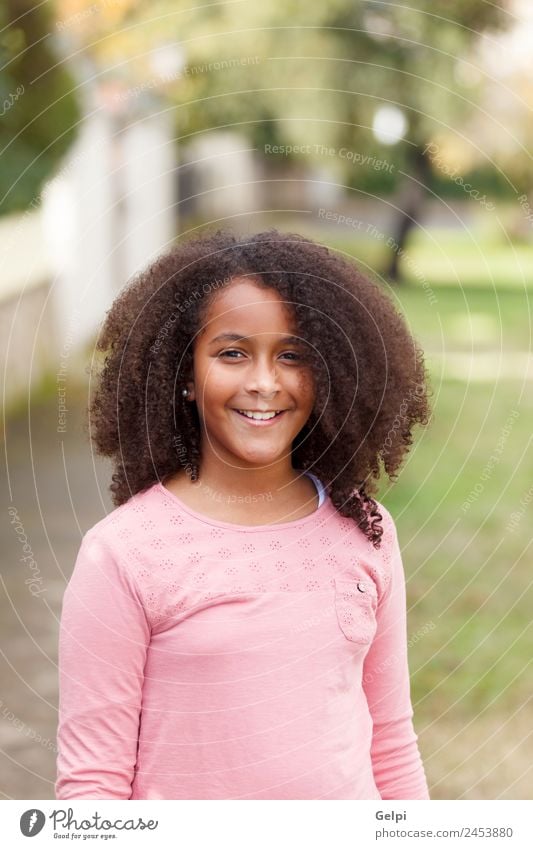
top-left (56, 474), bottom-right (430, 800)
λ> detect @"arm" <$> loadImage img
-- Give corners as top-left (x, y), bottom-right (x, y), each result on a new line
top-left (363, 509), bottom-right (430, 799)
top-left (55, 529), bottom-right (151, 799)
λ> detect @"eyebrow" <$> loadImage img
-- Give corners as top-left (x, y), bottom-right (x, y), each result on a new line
top-left (208, 333), bottom-right (305, 346)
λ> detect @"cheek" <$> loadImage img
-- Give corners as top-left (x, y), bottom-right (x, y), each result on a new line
top-left (199, 363), bottom-right (238, 404)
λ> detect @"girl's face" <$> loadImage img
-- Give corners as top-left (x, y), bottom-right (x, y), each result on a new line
top-left (186, 278), bottom-right (315, 472)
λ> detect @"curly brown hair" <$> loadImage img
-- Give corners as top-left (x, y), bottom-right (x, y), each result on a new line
top-left (88, 228), bottom-right (432, 547)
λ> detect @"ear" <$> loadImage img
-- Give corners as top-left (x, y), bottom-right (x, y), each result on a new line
top-left (185, 379), bottom-right (196, 402)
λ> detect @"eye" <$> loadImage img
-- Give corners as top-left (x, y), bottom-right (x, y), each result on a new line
top-left (218, 349), bottom-right (245, 359)
top-left (217, 349), bottom-right (303, 361)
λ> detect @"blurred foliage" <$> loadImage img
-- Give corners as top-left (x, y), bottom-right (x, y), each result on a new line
top-left (54, 0), bottom-right (515, 183)
top-left (431, 165), bottom-right (516, 200)
top-left (0, 1), bottom-right (81, 214)
top-left (50, 0), bottom-right (520, 280)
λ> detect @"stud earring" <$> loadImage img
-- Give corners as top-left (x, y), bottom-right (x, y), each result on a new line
top-left (182, 388), bottom-right (189, 398)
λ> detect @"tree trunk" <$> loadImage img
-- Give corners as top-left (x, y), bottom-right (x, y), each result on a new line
top-left (385, 144), bottom-right (432, 283)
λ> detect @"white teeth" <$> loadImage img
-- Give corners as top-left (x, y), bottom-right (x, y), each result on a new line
top-left (237, 410), bottom-right (280, 420)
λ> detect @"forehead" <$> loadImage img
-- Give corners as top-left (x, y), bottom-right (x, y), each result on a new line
top-left (200, 278), bottom-right (296, 336)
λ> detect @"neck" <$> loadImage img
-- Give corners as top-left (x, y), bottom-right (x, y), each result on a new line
top-left (193, 453), bottom-right (303, 501)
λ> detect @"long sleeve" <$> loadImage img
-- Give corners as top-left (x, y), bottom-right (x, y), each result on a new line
top-left (362, 510), bottom-right (430, 799)
top-left (55, 529), bottom-right (151, 800)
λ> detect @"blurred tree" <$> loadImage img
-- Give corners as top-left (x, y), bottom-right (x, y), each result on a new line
top-left (53, 0), bottom-right (515, 281)
top-left (324, 0), bottom-right (511, 279)
top-left (0, 1), bottom-right (80, 214)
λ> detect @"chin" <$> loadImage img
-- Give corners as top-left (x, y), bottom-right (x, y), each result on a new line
top-left (237, 453), bottom-right (283, 466)
top-left (233, 448), bottom-right (287, 466)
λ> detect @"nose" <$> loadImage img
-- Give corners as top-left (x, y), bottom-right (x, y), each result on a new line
top-left (244, 357), bottom-right (281, 399)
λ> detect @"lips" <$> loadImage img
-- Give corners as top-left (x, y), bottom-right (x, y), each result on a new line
top-left (232, 409), bottom-right (287, 426)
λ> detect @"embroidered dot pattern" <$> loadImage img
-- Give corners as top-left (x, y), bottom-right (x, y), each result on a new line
top-left (169, 514), bottom-right (184, 527)
top-left (104, 485), bottom-right (395, 635)
top-left (187, 553), bottom-right (202, 565)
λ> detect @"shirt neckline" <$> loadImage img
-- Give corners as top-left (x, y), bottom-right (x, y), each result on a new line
top-left (154, 475), bottom-right (331, 532)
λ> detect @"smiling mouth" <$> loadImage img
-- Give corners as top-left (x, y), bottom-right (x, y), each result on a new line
top-left (232, 409), bottom-right (287, 424)
top-left (234, 409), bottom-right (285, 420)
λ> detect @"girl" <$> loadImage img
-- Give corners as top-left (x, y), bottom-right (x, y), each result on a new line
top-left (56, 229), bottom-right (432, 800)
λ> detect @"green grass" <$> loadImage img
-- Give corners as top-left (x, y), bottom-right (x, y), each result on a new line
top-left (376, 376), bottom-right (532, 795)
top-left (391, 286), bottom-right (532, 355)
top-left (378, 374), bottom-right (532, 660)
top-left (322, 228), bottom-right (533, 290)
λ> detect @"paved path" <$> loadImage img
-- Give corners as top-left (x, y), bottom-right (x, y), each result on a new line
top-left (1, 384), bottom-right (112, 799)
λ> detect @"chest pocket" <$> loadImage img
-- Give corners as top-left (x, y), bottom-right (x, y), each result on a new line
top-left (334, 576), bottom-right (379, 645)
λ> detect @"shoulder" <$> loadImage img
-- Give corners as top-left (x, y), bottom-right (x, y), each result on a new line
top-left (68, 486), bottom-right (163, 608)
top-left (80, 482), bottom-right (161, 556)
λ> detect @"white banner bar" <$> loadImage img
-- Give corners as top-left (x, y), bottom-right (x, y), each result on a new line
top-left (3, 800), bottom-right (532, 848)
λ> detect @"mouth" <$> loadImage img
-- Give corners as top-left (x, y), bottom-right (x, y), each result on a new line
top-left (231, 409), bottom-right (288, 426)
